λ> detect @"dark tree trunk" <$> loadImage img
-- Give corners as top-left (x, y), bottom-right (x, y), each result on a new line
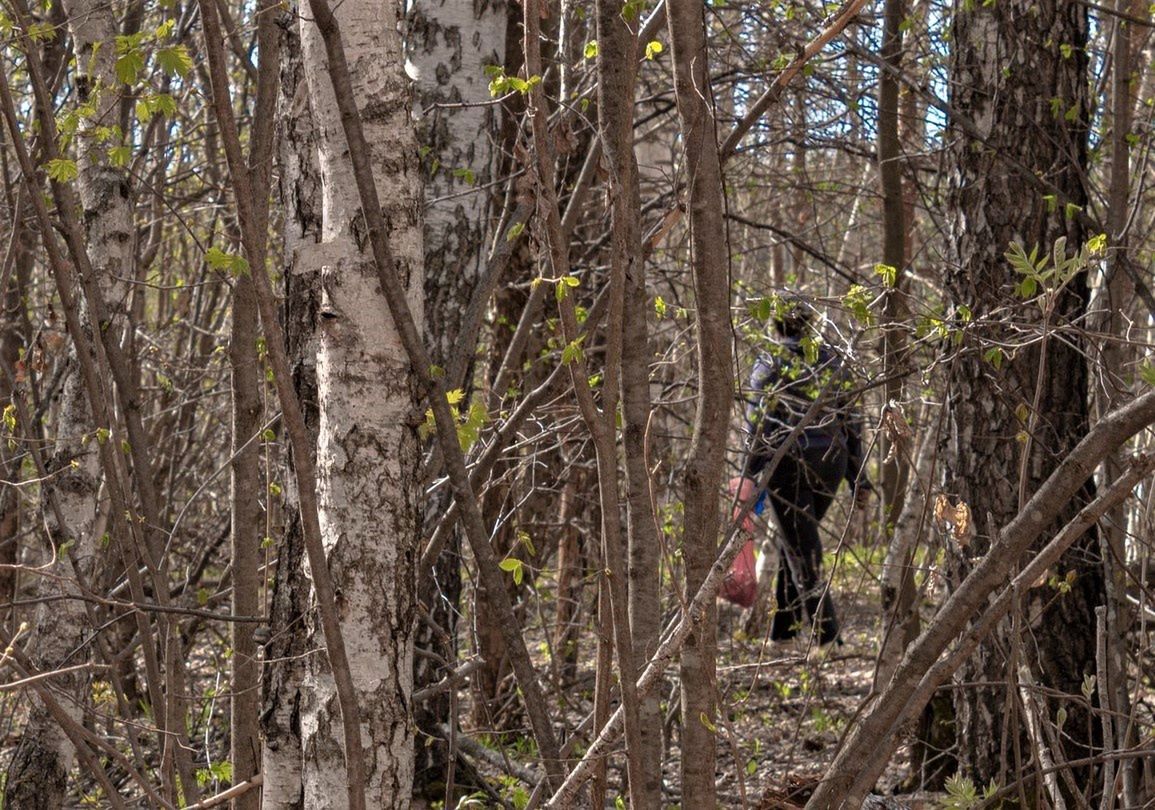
top-left (667, 0), bottom-right (733, 805)
top-left (944, 0), bottom-right (1102, 799)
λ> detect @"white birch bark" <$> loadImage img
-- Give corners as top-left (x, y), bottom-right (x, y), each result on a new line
top-left (261, 20), bottom-right (320, 808)
top-left (4, 0), bottom-right (130, 803)
top-left (296, 0), bottom-right (423, 804)
top-left (406, 0), bottom-right (505, 797)
top-left (408, 0), bottom-right (505, 370)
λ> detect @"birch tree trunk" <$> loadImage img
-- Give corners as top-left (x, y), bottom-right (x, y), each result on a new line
top-left (407, 0), bottom-right (505, 798)
top-left (3, 0), bottom-right (131, 802)
top-left (295, 0), bottom-right (423, 803)
top-left (262, 16), bottom-right (322, 809)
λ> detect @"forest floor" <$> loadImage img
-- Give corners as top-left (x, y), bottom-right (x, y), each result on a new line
top-left (710, 545), bottom-right (930, 809)
top-left (456, 535), bottom-right (951, 809)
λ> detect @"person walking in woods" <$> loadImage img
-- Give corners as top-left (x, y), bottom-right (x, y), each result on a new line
top-left (723, 298), bottom-right (872, 648)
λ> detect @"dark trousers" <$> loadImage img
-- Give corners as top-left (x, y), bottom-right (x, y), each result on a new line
top-left (765, 444), bottom-right (846, 645)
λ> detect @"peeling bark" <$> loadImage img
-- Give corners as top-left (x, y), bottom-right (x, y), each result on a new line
top-left (294, 0), bottom-right (424, 803)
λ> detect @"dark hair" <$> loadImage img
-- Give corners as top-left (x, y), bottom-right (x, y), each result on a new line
top-left (772, 299), bottom-right (812, 338)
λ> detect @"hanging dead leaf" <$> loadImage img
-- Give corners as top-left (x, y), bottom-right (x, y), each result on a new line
top-left (953, 501), bottom-right (971, 541)
top-left (881, 399), bottom-right (913, 442)
top-left (933, 493), bottom-right (950, 525)
top-left (934, 494), bottom-right (973, 548)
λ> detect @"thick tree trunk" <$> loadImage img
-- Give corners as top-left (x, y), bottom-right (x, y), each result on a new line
top-left (1094, 3), bottom-right (1146, 804)
top-left (944, 0), bottom-right (1101, 798)
top-left (295, 0), bottom-right (423, 803)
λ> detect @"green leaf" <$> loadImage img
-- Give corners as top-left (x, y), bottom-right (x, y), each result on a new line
top-left (45, 158), bottom-right (78, 183)
top-left (26, 21), bottom-right (56, 41)
top-left (153, 93), bottom-right (177, 117)
top-left (107, 145), bottom-right (131, 167)
top-left (205, 247), bottom-right (232, 270)
top-left (873, 263), bottom-right (897, 288)
top-left (982, 347), bottom-right (1003, 369)
top-left (583, 40), bottom-right (599, 60)
top-left (621, 0), bottom-right (646, 21)
top-left (554, 274), bottom-right (579, 303)
top-left (561, 336), bottom-right (585, 365)
top-left (1014, 276), bottom-right (1037, 299)
top-left (1086, 233), bottom-right (1107, 255)
top-left (156, 44), bottom-right (193, 77)
top-left (205, 246), bottom-right (250, 276)
top-left (843, 284), bottom-right (874, 325)
top-left (116, 50), bottom-right (145, 85)
top-left (498, 557), bottom-right (523, 586)
top-left (506, 221), bottom-right (525, 242)
top-left (644, 40), bottom-right (664, 60)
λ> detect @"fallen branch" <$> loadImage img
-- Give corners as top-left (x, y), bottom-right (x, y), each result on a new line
top-left (805, 396), bottom-right (1155, 809)
top-left (183, 776), bottom-right (263, 810)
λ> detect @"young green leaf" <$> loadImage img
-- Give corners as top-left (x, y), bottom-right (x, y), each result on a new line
top-left (45, 158), bottom-right (78, 183)
top-left (156, 44), bottom-right (193, 77)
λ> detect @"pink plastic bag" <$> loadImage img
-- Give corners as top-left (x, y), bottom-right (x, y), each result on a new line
top-left (721, 538), bottom-right (757, 608)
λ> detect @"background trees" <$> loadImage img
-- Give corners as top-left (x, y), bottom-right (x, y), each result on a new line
top-left (0, 0), bottom-right (1153, 807)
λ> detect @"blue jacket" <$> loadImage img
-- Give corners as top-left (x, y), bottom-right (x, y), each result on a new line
top-left (743, 337), bottom-right (869, 490)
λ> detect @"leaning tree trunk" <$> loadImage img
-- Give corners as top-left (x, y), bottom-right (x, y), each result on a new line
top-left (294, 0), bottom-right (423, 804)
top-left (407, 0), bottom-right (506, 798)
top-left (944, 0), bottom-right (1101, 799)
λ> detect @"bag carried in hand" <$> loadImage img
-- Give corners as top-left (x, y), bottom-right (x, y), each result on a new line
top-left (721, 538), bottom-right (758, 608)
top-left (721, 476), bottom-right (765, 608)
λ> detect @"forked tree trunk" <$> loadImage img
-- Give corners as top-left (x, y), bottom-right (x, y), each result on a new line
top-left (294, 0), bottom-right (423, 803)
top-left (944, 0), bottom-right (1102, 798)
top-left (594, 1), bottom-right (663, 802)
top-left (667, 0), bottom-right (733, 806)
